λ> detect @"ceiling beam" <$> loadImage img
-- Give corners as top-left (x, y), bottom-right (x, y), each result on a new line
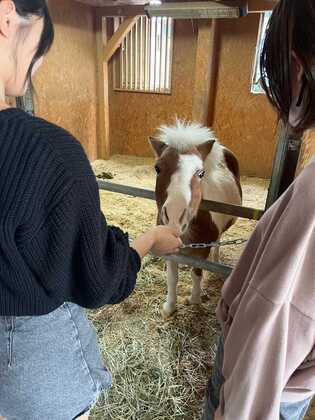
top-left (86, 1), bottom-right (275, 17)
top-left (97, 5), bottom-right (145, 16)
top-left (248, 0), bottom-right (275, 12)
top-left (145, 2), bottom-right (247, 19)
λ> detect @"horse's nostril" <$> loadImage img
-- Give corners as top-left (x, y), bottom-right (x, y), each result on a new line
top-left (182, 223), bottom-right (188, 231)
top-left (179, 209), bottom-right (187, 224)
top-left (163, 207), bottom-right (169, 223)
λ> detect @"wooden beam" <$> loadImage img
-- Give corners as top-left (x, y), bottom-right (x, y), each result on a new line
top-left (296, 130), bottom-right (315, 177)
top-left (104, 17), bottom-right (138, 63)
top-left (192, 19), bottom-right (218, 125)
top-left (248, 0), bottom-right (276, 13)
top-left (95, 14), bottom-right (110, 159)
top-left (97, 5), bottom-right (145, 16)
top-left (145, 1), bottom-right (247, 19)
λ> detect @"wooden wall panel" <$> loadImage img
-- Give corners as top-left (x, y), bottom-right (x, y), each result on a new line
top-left (296, 130), bottom-right (315, 176)
top-left (109, 14), bottom-right (277, 177)
top-left (109, 20), bottom-right (198, 156)
top-left (34, 0), bottom-right (98, 160)
top-left (212, 14), bottom-right (278, 178)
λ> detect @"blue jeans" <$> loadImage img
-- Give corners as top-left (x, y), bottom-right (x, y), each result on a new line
top-left (0, 303), bottom-right (111, 420)
top-left (202, 336), bottom-right (313, 420)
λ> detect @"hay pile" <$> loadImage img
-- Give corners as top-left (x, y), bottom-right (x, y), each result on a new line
top-left (89, 156), bottom-right (315, 420)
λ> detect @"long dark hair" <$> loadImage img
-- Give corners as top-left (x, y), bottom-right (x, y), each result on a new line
top-left (260, 0), bottom-right (315, 131)
top-left (14, 0), bottom-right (54, 83)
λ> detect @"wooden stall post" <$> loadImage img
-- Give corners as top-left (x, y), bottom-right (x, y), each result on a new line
top-left (95, 14), bottom-right (110, 159)
top-left (95, 14), bottom-right (138, 159)
top-left (192, 19), bottom-right (218, 126)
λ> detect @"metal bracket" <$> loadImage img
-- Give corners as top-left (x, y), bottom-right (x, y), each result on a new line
top-left (265, 121), bottom-right (302, 209)
top-left (16, 86), bottom-right (34, 115)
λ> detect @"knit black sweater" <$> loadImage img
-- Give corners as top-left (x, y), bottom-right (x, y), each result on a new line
top-left (0, 108), bottom-right (141, 316)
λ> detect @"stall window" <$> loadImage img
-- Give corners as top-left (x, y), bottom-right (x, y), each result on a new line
top-left (114, 16), bottom-right (174, 94)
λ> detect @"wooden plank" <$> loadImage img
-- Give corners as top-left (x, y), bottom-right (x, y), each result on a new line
top-left (96, 5), bottom-right (146, 17)
top-left (97, 180), bottom-right (264, 220)
top-left (248, 0), bottom-right (276, 13)
top-left (296, 130), bottom-right (315, 176)
top-left (192, 20), bottom-right (218, 125)
top-left (103, 17), bottom-right (138, 63)
top-left (145, 2), bottom-right (247, 19)
top-left (76, 0), bottom-right (146, 6)
top-left (77, 0), bottom-right (275, 15)
top-left (95, 14), bottom-right (110, 159)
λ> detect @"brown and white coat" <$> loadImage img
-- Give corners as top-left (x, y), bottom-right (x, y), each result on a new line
top-left (150, 120), bottom-right (242, 318)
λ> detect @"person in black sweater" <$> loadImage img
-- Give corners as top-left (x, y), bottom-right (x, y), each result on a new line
top-left (0, 1), bottom-right (182, 419)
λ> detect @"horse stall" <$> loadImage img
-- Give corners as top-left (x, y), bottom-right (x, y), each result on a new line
top-left (18, 0), bottom-right (315, 418)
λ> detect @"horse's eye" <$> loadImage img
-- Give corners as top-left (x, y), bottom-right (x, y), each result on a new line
top-left (155, 165), bottom-right (161, 175)
top-left (197, 169), bottom-right (205, 179)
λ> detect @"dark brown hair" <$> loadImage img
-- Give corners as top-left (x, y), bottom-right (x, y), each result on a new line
top-left (14, 0), bottom-right (54, 84)
top-left (260, 0), bottom-right (315, 131)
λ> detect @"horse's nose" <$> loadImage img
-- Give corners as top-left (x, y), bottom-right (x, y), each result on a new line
top-left (161, 204), bottom-right (189, 233)
top-left (161, 206), bottom-right (170, 225)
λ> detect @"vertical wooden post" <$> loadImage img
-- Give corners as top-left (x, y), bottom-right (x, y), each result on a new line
top-left (192, 19), bottom-right (218, 125)
top-left (95, 13), bottom-right (110, 159)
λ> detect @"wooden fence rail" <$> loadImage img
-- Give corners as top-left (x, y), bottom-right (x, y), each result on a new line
top-left (97, 179), bottom-right (261, 277)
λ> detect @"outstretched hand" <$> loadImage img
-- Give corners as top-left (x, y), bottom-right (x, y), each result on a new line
top-left (131, 225), bottom-right (182, 259)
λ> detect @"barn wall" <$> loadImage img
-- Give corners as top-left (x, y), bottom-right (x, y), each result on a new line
top-left (212, 14), bottom-right (278, 178)
top-left (34, 0), bottom-right (98, 160)
top-left (109, 15), bottom-right (277, 178)
top-left (296, 130), bottom-right (315, 176)
top-left (109, 21), bottom-right (198, 156)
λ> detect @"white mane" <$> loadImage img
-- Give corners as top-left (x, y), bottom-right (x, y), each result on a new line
top-left (158, 119), bottom-right (218, 152)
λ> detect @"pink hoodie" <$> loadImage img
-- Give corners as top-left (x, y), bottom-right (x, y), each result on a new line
top-left (215, 158), bottom-right (315, 420)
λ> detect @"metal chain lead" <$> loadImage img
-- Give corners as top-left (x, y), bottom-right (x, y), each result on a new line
top-left (181, 238), bottom-right (247, 249)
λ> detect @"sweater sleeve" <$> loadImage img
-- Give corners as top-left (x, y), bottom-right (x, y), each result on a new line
top-left (215, 293), bottom-right (315, 420)
top-left (214, 164), bottom-right (315, 419)
top-left (19, 175), bottom-right (141, 309)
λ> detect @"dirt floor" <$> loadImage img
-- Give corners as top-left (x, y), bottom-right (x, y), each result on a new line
top-left (89, 155), bottom-right (315, 420)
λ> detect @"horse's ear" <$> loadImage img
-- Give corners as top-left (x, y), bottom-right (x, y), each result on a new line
top-left (149, 137), bottom-right (167, 157)
top-left (197, 140), bottom-right (215, 161)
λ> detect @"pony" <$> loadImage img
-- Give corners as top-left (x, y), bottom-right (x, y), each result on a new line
top-left (149, 120), bottom-right (242, 318)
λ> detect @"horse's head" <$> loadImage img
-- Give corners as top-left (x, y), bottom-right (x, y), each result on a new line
top-left (149, 120), bottom-right (216, 234)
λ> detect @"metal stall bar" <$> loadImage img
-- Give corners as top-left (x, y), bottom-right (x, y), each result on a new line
top-left (164, 253), bottom-right (232, 277)
top-left (265, 121), bottom-right (302, 209)
top-left (97, 180), bottom-right (264, 220)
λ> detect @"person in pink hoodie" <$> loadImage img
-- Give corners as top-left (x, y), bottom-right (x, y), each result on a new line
top-left (202, 1), bottom-right (315, 419)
